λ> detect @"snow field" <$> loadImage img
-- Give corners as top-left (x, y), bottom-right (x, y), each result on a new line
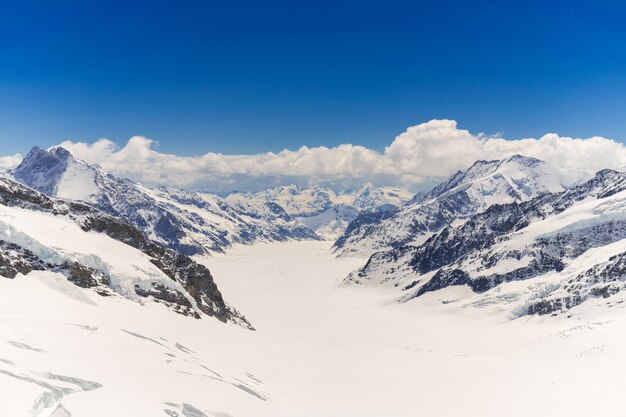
top-left (2, 241), bottom-right (626, 416)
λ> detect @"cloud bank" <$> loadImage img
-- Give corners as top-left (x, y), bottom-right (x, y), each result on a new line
top-left (7, 119), bottom-right (626, 192)
top-left (0, 154), bottom-right (23, 171)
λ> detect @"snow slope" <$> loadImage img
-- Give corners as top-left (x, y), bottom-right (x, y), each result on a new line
top-left (0, 204), bottom-right (179, 299)
top-left (0, 175), bottom-right (248, 324)
top-left (294, 204), bottom-right (359, 239)
top-left (3, 241), bottom-right (626, 416)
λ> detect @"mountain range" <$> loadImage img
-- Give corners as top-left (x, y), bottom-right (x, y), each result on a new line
top-left (0, 146), bottom-right (414, 328)
top-left (228, 183), bottom-right (413, 239)
top-left (3, 146), bottom-right (626, 322)
top-left (345, 160), bottom-right (626, 317)
top-left (3, 144), bottom-right (626, 416)
top-left (11, 146), bottom-right (320, 256)
top-left (334, 154), bottom-right (591, 256)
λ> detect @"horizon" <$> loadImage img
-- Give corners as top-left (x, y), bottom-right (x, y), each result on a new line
top-left (3, 119), bottom-right (626, 192)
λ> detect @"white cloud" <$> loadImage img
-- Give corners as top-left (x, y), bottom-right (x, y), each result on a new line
top-left (0, 153), bottom-right (23, 171)
top-left (48, 119), bottom-right (626, 192)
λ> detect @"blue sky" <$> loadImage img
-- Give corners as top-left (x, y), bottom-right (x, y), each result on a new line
top-left (1, 0), bottom-right (626, 157)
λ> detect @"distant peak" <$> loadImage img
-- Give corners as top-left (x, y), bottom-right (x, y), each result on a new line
top-left (284, 184), bottom-right (302, 195)
top-left (21, 146), bottom-right (75, 165)
top-left (460, 159), bottom-right (500, 178)
top-left (464, 154), bottom-right (545, 174)
top-left (466, 158), bottom-right (499, 170)
top-left (17, 146), bottom-right (61, 168)
top-left (501, 154), bottom-right (543, 166)
top-left (50, 146), bottom-right (73, 160)
top-left (594, 168), bottom-right (621, 179)
top-left (23, 145), bottom-right (47, 158)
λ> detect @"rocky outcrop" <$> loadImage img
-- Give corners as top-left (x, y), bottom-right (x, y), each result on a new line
top-left (527, 252), bottom-right (626, 315)
top-left (0, 240), bottom-right (49, 278)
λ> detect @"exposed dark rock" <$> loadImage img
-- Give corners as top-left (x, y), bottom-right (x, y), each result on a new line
top-left (0, 241), bottom-right (47, 278)
top-left (527, 251), bottom-right (626, 315)
top-left (415, 269), bottom-right (471, 297)
top-left (60, 261), bottom-right (107, 288)
top-left (134, 283), bottom-right (200, 318)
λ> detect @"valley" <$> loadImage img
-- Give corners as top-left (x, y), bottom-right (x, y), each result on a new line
top-left (2, 241), bottom-right (625, 417)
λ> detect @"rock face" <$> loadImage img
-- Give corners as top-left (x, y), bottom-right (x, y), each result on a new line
top-left (0, 240), bottom-right (49, 279)
top-left (11, 147), bottom-right (319, 256)
top-left (0, 175), bottom-right (251, 327)
top-left (527, 252), bottom-right (626, 315)
top-left (347, 168), bottom-right (626, 316)
top-left (334, 155), bottom-right (590, 256)
top-left (229, 183), bottom-right (413, 239)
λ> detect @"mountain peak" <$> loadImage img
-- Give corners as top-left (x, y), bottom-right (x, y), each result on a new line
top-left (465, 158), bottom-right (499, 171)
top-left (11, 146), bottom-right (99, 201)
top-left (17, 146), bottom-right (77, 173)
top-left (504, 153), bottom-right (539, 162)
top-left (22, 145), bottom-right (60, 165)
top-left (50, 146), bottom-right (74, 161)
top-left (462, 155), bottom-right (543, 179)
top-left (499, 154), bottom-right (543, 167)
top-left (12, 146), bottom-right (72, 196)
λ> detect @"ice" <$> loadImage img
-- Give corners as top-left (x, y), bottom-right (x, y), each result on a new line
top-left (0, 203), bottom-right (200, 312)
top-left (2, 241), bottom-right (626, 416)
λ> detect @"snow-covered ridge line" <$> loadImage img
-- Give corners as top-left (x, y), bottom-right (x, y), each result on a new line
top-left (348, 168), bottom-right (626, 316)
top-left (10, 146), bottom-right (320, 256)
top-left (228, 183), bottom-right (413, 239)
top-left (0, 175), bottom-right (251, 327)
top-left (334, 154), bottom-right (592, 257)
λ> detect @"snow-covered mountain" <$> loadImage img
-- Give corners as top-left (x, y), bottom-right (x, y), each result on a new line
top-left (4, 149), bottom-right (626, 416)
top-left (0, 174), bottom-right (250, 326)
top-left (229, 183), bottom-right (413, 239)
top-left (11, 147), bottom-right (319, 256)
top-left (347, 168), bottom-right (626, 316)
top-left (334, 155), bottom-right (591, 256)
top-left (292, 204), bottom-right (358, 239)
